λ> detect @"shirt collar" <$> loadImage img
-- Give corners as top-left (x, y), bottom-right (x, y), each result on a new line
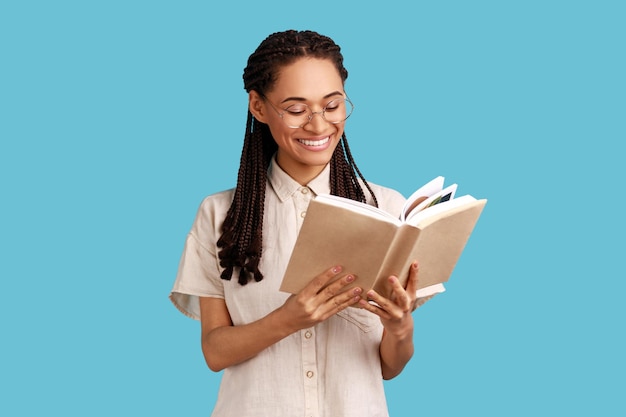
top-left (267, 155), bottom-right (331, 202)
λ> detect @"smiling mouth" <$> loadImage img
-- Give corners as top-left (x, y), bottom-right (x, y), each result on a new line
top-left (297, 137), bottom-right (330, 147)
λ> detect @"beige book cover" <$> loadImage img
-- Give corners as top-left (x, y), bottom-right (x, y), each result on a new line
top-left (280, 190), bottom-right (487, 300)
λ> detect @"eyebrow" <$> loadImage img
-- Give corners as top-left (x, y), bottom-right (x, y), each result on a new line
top-left (279, 90), bottom-right (344, 104)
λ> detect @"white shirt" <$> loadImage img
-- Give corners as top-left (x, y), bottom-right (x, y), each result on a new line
top-left (170, 159), bottom-right (442, 417)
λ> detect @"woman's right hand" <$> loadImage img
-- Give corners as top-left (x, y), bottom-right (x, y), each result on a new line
top-left (278, 265), bottom-right (362, 333)
top-left (200, 265), bottom-right (360, 371)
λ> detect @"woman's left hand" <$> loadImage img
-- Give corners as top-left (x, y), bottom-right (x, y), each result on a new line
top-left (358, 261), bottom-right (420, 338)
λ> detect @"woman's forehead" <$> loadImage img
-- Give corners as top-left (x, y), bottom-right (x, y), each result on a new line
top-left (271, 58), bottom-right (344, 100)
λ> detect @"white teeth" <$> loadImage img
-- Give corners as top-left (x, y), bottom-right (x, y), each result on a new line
top-left (298, 137), bottom-right (329, 147)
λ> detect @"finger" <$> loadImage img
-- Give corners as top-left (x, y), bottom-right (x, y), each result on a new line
top-left (358, 295), bottom-right (392, 320)
top-left (318, 272), bottom-right (359, 302)
top-left (362, 288), bottom-right (400, 317)
top-left (326, 287), bottom-right (363, 315)
top-left (386, 275), bottom-right (412, 311)
top-left (302, 265), bottom-right (344, 296)
top-left (317, 274), bottom-right (362, 317)
top-left (405, 261), bottom-right (420, 295)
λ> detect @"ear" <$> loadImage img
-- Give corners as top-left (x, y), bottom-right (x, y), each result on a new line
top-left (249, 90), bottom-right (269, 123)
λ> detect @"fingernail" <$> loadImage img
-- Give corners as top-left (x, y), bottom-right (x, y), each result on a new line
top-left (353, 287), bottom-right (362, 295)
top-left (332, 266), bottom-right (342, 274)
top-left (345, 274), bottom-right (354, 282)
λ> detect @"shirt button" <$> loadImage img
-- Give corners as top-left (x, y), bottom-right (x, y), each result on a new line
top-left (300, 211), bottom-right (306, 218)
top-left (304, 330), bottom-right (313, 339)
top-left (301, 187), bottom-right (309, 194)
top-left (306, 371), bottom-right (314, 378)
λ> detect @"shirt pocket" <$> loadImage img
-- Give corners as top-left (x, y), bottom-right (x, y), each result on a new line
top-left (337, 307), bottom-right (379, 333)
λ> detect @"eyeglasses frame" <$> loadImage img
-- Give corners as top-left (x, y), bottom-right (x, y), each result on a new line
top-left (261, 94), bottom-right (354, 129)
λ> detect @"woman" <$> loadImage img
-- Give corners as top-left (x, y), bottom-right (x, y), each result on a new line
top-left (170, 29), bottom-right (442, 417)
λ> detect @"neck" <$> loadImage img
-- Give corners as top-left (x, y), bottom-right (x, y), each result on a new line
top-left (275, 156), bottom-right (327, 185)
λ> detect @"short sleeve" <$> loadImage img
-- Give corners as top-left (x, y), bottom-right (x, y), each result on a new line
top-left (169, 191), bottom-right (233, 320)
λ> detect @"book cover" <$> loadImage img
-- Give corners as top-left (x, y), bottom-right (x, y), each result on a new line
top-left (280, 178), bottom-right (487, 300)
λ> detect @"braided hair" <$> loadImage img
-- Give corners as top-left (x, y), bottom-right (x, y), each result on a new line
top-left (217, 30), bottom-right (378, 285)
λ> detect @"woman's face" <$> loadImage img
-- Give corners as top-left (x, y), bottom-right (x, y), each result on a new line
top-left (250, 58), bottom-right (347, 184)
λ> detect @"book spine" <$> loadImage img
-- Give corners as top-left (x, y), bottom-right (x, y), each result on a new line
top-left (372, 225), bottom-right (421, 299)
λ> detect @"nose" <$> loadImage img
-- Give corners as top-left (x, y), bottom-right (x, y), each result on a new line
top-left (303, 110), bottom-right (327, 131)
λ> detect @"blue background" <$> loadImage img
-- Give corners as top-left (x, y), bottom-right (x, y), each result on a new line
top-left (1, 1), bottom-right (624, 415)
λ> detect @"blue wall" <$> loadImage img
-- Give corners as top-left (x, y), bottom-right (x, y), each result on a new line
top-left (1, 1), bottom-right (624, 415)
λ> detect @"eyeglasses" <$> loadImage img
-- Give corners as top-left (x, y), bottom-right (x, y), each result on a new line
top-left (262, 95), bottom-right (354, 128)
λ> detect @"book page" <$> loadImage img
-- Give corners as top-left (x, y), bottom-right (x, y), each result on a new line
top-left (314, 194), bottom-right (400, 225)
top-left (400, 176), bottom-right (445, 222)
top-left (404, 183), bottom-right (458, 222)
top-left (416, 283), bottom-right (446, 298)
top-left (405, 194), bottom-right (477, 226)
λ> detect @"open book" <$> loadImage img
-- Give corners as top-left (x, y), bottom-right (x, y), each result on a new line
top-left (279, 176), bottom-right (487, 300)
